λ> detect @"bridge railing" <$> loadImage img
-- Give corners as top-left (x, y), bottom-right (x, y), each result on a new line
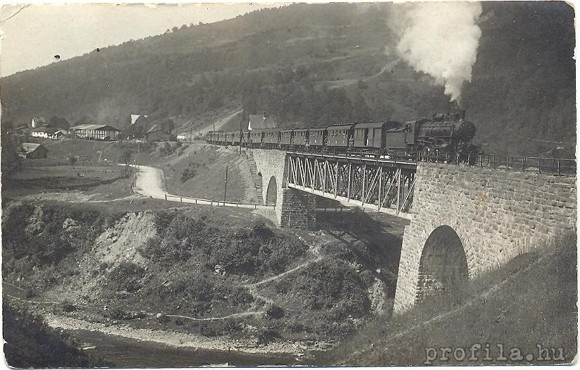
top-left (161, 193), bottom-right (274, 209)
top-left (474, 154), bottom-right (576, 176)
top-left (414, 151), bottom-right (576, 176)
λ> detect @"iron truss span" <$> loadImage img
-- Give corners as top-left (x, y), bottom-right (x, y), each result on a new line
top-left (285, 152), bottom-right (417, 218)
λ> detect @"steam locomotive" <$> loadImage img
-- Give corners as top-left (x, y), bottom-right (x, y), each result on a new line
top-left (206, 111), bottom-right (479, 162)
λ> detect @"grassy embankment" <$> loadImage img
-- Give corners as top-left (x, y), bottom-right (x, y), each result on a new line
top-left (323, 233), bottom-right (577, 366)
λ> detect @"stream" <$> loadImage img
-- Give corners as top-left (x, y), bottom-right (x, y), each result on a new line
top-left (69, 328), bottom-right (306, 367)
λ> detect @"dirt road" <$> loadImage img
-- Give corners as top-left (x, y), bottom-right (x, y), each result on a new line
top-left (132, 164), bottom-right (272, 210)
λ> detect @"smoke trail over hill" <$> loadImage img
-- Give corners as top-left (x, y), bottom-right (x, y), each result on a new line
top-left (392, 2), bottom-right (482, 103)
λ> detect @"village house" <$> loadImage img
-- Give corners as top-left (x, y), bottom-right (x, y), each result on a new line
top-left (31, 117), bottom-right (46, 128)
top-left (10, 125), bottom-right (30, 139)
top-left (70, 124), bottom-right (120, 141)
top-left (30, 127), bottom-right (68, 140)
top-left (145, 124), bottom-right (176, 142)
top-left (20, 143), bottom-right (48, 159)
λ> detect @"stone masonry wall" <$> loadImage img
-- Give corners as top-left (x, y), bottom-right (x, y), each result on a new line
top-left (393, 163), bottom-right (576, 313)
top-left (250, 149), bottom-right (316, 228)
top-left (279, 188), bottom-right (317, 229)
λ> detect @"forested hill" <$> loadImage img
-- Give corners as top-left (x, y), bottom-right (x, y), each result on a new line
top-left (1, 2), bottom-right (575, 155)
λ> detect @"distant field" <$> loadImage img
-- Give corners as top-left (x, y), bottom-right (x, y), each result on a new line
top-left (10, 164), bottom-right (121, 181)
top-left (3, 161), bottom-right (131, 202)
top-left (42, 139), bottom-right (126, 163)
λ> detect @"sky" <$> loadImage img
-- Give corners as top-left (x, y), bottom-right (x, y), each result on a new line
top-left (0, 2), bottom-right (284, 77)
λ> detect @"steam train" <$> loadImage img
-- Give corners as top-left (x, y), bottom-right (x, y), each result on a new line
top-left (206, 111), bottom-right (479, 162)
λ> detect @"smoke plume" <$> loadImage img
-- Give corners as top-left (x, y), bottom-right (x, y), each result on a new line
top-left (392, 2), bottom-right (482, 102)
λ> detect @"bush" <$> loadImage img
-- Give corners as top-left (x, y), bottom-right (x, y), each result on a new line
top-left (61, 302), bottom-right (76, 313)
top-left (256, 328), bottom-right (281, 346)
top-left (180, 166), bottom-right (197, 183)
top-left (108, 262), bottom-right (145, 292)
top-left (275, 260), bottom-right (371, 319)
top-left (145, 212), bottom-right (308, 276)
top-left (2, 203), bottom-right (119, 271)
top-left (266, 304), bottom-right (285, 319)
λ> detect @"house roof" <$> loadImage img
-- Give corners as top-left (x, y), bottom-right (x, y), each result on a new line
top-left (248, 114), bottom-right (277, 130)
top-left (32, 127), bottom-right (59, 134)
top-left (21, 143), bottom-right (47, 154)
top-left (70, 124), bottom-right (120, 131)
top-left (146, 124), bottom-right (162, 134)
top-left (146, 124), bottom-right (175, 135)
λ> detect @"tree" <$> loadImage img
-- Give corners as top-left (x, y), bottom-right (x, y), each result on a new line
top-left (1, 126), bottom-right (21, 177)
top-left (159, 118), bottom-right (175, 134)
top-left (119, 149), bottom-right (134, 176)
top-left (48, 116), bottom-right (70, 129)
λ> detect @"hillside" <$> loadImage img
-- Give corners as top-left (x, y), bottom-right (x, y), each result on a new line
top-left (1, 2), bottom-right (575, 155)
top-left (2, 200), bottom-right (406, 363)
top-left (322, 233), bottom-right (577, 365)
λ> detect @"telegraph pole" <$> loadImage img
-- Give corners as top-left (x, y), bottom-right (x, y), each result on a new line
top-left (239, 112), bottom-right (243, 155)
top-left (223, 166), bottom-right (228, 203)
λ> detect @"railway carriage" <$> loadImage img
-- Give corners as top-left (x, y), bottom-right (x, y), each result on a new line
top-left (292, 129), bottom-right (309, 148)
top-left (280, 130), bottom-right (293, 149)
top-left (307, 128), bottom-right (326, 148)
top-left (262, 129), bottom-right (281, 149)
top-left (206, 110), bottom-right (478, 162)
top-left (216, 131), bottom-right (226, 145)
top-left (352, 121), bottom-right (402, 152)
top-left (249, 130), bottom-right (264, 148)
top-left (241, 131), bottom-right (251, 146)
top-left (206, 131), bottom-right (216, 144)
top-left (226, 131), bottom-right (237, 145)
top-left (326, 123), bottom-right (356, 151)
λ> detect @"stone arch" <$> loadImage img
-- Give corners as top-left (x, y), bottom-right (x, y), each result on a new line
top-left (415, 225), bottom-right (468, 304)
top-left (266, 176), bottom-right (278, 206)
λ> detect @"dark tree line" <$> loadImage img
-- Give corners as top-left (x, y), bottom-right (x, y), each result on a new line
top-left (0, 2), bottom-right (574, 156)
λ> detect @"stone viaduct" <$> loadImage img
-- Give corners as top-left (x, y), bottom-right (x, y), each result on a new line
top-left (249, 149), bottom-right (317, 229)
top-left (393, 163), bottom-right (576, 312)
top-left (248, 149), bottom-right (576, 312)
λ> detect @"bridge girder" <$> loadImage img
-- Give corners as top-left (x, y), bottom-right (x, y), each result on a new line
top-left (286, 153), bottom-right (417, 217)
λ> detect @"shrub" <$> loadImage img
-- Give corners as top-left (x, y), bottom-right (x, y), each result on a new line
top-left (266, 304), bottom-right (285, 319)
top-left (108, 262), bottom-right (145, 292)
top-left (276, 260), bottom-right (371, 319)
top-left (61, 302), bottom-right (76, 313)
top-left (256, 329), bottom-right (281, 345)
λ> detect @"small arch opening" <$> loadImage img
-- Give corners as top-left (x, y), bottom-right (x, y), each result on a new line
top-left (266, 176), bottom-right (278, 206)
top-left (416, 225), bottom-right (468, 304)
